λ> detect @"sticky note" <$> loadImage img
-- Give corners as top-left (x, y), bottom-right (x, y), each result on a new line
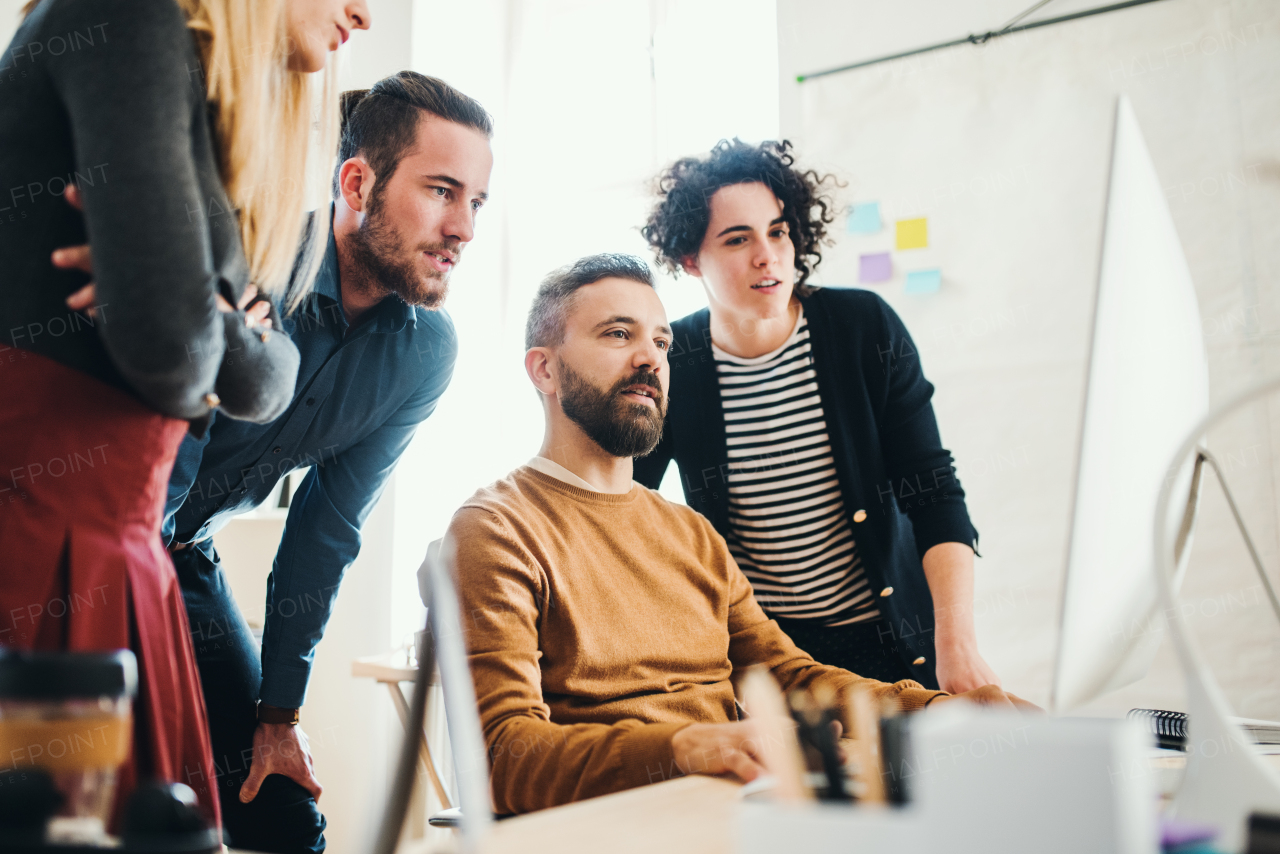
top-left (895, 217), bottom-right (928, 250)
top-left (859, 252), bottom-right (892, 283)
top-left (905, 268), bottom-right (941, 294)
top-left (846, 202), bottom-right (882, 234)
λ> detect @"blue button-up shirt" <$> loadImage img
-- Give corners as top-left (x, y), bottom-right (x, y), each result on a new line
top-left (163, 218), bottom-right (458, 708)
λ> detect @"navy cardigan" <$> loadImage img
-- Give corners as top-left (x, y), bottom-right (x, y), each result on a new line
top-left (634, 287), bottom-right (978, 688)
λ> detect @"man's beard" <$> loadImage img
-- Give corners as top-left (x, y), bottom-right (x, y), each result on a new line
top-left (558, 361), bottom-right (667, 459)
top-left (346, 192), bottom-right (457, 310)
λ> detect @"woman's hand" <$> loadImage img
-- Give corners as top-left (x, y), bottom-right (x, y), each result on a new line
top-left (231, 285), bottom-right (273, 329)
top-left (58, 184), bottom-right (270, 327)
top-left (935, 643), bottom-right (1002, 695)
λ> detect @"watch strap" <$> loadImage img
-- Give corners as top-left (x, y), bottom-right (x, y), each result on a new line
top-left (257, 702), bottom-right (300, 725)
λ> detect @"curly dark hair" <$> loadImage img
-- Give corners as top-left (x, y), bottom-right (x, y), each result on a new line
top-left (642, 139), bottom-right (839, 288)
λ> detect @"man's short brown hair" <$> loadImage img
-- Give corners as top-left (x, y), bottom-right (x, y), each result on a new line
top-left (333, 71), bottom-right (493, 199)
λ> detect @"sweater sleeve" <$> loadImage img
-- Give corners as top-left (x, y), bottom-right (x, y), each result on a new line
top-left (723, 543), bottom-right (944, 712)
top-left (213, 300), bottom-right (300, 423)
top-left (868, 294), bottom-right (978, 557)
top-left (43, 0), bottom-right (227, 420)
top-left (448, 507), bottom-right (690, 815)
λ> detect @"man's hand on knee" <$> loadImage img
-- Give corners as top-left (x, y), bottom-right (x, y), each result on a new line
top-left (671, 721), bottom-right (767, 783)
top-left (240, 722), bottom-right (323, 804)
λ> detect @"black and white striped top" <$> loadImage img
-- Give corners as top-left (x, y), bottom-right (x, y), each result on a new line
top-left (714, 309), bottom-right (880, 627)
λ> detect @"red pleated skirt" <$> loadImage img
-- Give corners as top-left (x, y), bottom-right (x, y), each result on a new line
top-left (0, 348), bottom-right (221, 831)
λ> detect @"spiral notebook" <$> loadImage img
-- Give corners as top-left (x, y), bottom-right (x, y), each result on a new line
top-left (1128, 708), bottom-right (1280, 751)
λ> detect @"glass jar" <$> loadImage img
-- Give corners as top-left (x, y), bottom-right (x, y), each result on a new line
top-left (0, 649), bottom-right (137, 845)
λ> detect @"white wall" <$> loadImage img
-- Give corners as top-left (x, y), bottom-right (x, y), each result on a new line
top-left (778, 0), bottom-right (1280, 718)
top-left (0, 0), bottom-right (22, 48)
top-left (392, 0), bottom-right (783, 568)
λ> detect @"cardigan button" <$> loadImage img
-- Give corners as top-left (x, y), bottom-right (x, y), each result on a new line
top-left (880, 586), bottom-right (894, 597)
top-left (853, 509), bottom-right (867, 523)
top-left (913, 656), bottom-right (926, 666)
top-left (203, 392), bottom-right (221, 408)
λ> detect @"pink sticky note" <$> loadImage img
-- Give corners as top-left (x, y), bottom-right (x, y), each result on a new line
top-left (859, 252), bottom-right (892, 284)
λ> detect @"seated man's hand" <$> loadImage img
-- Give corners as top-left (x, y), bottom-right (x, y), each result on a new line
top-left (671, 721), bottom-right (767, 783)
top-left (931, 684), bottom-right (1042, 713)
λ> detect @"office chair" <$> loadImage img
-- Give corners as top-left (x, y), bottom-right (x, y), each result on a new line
top-left (371, 538), bottom-right (494, 853)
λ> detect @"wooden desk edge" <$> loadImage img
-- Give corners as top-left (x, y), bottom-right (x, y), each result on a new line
top-left (399, 776), bottom-right (745, 854)
top-left (352, 653), bottom-right (418, 683)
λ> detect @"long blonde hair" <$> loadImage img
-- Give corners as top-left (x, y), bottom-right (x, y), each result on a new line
top-left (25, 0), bottom-right (336, 309)
top-left (179, 0), bottom-right (336, 309)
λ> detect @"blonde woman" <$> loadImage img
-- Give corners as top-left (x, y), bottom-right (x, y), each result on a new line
top-left (0, 0), bottom-right (369, 835)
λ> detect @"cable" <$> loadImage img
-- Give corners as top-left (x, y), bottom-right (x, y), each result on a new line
top-left (796, 0), bottom-right (1170, 82)
top-left (998, 0), bottom-right (1058, 34)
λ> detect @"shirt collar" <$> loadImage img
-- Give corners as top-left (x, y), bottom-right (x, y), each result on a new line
top-left (526, 456), bottom-right (602, 492)
top-left (298, 205), bottom-right (419, 335)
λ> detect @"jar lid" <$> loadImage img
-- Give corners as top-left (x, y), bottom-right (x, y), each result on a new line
top-left (0, 649), bottom-right (137, 699)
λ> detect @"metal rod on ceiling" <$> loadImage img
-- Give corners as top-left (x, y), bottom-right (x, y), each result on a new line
top-left (795, 0), bottom-right (1171, 83)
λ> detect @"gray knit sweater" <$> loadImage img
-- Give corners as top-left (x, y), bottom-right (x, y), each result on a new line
top-left (0, 0), bottom-right (299, 423)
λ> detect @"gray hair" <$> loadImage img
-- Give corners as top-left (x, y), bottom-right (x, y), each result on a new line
top-left (525, 254), bottom-right (655, 350)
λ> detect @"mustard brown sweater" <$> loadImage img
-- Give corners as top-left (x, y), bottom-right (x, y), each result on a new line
top-left (447, 466), bottom-right (945, 815)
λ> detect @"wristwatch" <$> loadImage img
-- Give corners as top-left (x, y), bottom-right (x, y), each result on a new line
top-left (257, 702), bottom-right (300, 725)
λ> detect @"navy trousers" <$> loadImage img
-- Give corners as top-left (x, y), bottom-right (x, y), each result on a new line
top-left (172, 544), bottom-right (327, 854)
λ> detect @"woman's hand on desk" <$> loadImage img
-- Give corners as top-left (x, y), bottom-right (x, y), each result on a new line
top-left (672, 720), bottom-right (768, 783)
top-left (931, 684), bottom-right (1042, 713)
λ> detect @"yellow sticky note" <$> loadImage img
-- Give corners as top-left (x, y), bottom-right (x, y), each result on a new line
top-left (895, 218), bottom-right (928, 250)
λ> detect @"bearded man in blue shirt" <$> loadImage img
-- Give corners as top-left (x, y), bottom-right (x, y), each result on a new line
top-left (161, 72), bottom-right (493, 853)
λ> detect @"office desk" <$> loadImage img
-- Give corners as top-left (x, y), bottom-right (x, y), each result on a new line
top-left (399, 775), bottom-right (744, 854)
top-left (398, 753), bottom-right (1280, 854)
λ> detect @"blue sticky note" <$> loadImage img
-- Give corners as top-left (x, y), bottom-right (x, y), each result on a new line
top-left (859, 252), bottom-right (892, 283)
top-left (846, 202), bottom-right (882, 234)
top-left (905, 268), bottom-right (941, 294)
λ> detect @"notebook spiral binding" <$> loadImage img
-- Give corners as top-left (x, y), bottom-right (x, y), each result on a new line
top-left (1127, 708), bottom-right (1188, 751)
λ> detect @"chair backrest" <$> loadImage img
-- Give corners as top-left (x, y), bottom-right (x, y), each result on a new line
top-left (372, 538), bottom-right (493, 854)
top-left (421, 537), bottom-right (494, 844)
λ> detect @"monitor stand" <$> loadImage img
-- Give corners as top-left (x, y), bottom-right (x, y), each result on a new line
top-left (1155, 384), bottom-right (1280, 852)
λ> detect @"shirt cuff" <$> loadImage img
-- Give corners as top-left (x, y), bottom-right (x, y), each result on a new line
top-left (887, 681), bottom-right (948, 712)
top-left (259, 658), bottom-right (312, 709)
top-left (910, 505), bottom-right (978, 560)
top-left (616, 722), bottom-right (692, 790)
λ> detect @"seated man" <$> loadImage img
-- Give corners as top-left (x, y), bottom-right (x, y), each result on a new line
top-left (444, 253), bottom-right (1034, 816)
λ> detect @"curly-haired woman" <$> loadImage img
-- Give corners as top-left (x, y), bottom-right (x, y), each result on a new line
top-left (636, 139), bottom-right (1000, 694)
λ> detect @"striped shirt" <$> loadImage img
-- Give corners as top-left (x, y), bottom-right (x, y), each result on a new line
top-left (713, 309), bottom-right (880, 627)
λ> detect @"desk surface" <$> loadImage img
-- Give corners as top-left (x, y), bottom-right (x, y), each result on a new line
top-left (397, 753), bottom-right (1280, 854)
top-left (480, 775), bottom-right (744, 854)
top-left (352, 651), bottom-right (418, 683)
top-left (397, 775), bottom-right (744, 854)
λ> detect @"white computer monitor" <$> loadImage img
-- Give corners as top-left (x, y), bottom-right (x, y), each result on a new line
top-left (1050, 96), bottom-right (1210, 713)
